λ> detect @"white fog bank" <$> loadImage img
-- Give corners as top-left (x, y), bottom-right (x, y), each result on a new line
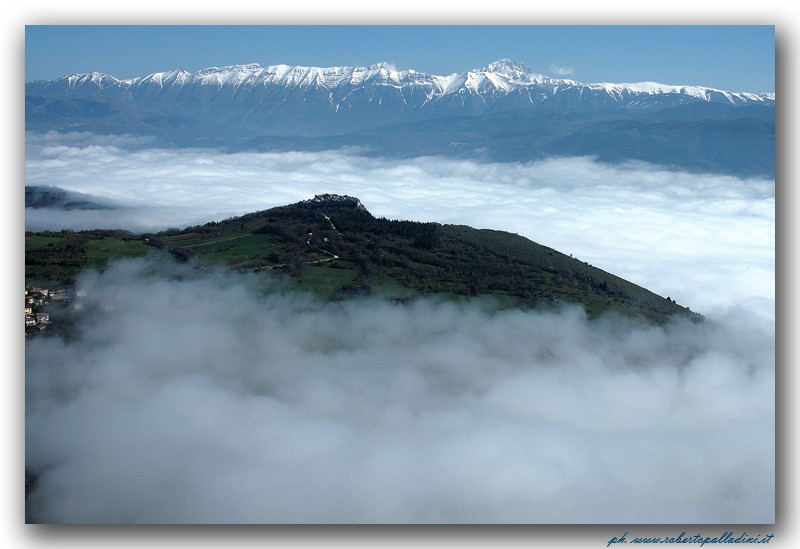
top-left (24, 132), bottom-right (774, 317)
top-left (24, 132), bottom-right (776, 524)
top-left (25, 259), bottom-right (775, 524)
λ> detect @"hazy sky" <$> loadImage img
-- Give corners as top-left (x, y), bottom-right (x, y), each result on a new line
top-left (24, 25), bottom-right (775, 93)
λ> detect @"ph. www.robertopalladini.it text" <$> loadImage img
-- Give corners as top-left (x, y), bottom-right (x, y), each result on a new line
top-left (608, 532), bottom-right (774, 547)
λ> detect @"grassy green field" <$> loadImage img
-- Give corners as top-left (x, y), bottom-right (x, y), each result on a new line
top-left (25, 236), bottom-right (66, 250)
top-left (83, 237), bottom-right (151, 270)
top-left (25, 233), bottom-right (151, 283)
top-left (187, 233), bottom-right (276, 263)
top-left (297, 264), bottom-right (361, 300)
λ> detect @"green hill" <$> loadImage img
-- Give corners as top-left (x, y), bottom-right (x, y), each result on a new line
top-left (147, 195), bottom-right (698, 323)
top-left (26, 195), bottom-right (699, 323)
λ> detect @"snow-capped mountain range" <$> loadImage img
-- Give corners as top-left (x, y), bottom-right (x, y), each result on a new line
top-left (26, 59), bottom-right (775, 137)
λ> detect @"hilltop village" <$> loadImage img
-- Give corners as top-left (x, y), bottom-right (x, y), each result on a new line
top-left (25, 285), bottom-right (84, 337)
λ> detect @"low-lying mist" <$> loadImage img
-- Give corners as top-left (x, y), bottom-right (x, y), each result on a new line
top-left (25, 258), bottom-right (775, 524)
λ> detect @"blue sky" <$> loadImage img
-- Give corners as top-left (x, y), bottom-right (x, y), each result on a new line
top-left (25, 25), bottom-right (775, 93)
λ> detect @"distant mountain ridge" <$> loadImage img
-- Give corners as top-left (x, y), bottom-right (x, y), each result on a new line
top-left (26, 59), bottom-right (775, 137)
top-left (25, 185), bottom-right (112, 211)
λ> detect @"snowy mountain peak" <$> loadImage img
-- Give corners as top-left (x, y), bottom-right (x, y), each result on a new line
top-left (481, 59), bottom-right (532, 75)
top-left (198, 63), bottom-right (263, 75)
top-left (29, 60), bottom-right (775, 100)
top-left (25, 58), bottom-right (775, 138)
top-left (65, 72), bottom-right (118, 83)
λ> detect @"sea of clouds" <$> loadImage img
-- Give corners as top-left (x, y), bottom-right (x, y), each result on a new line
top-left (24, 132), bottom-right (775, 523)
top-left (24, 132), bottom-right (775, 317)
